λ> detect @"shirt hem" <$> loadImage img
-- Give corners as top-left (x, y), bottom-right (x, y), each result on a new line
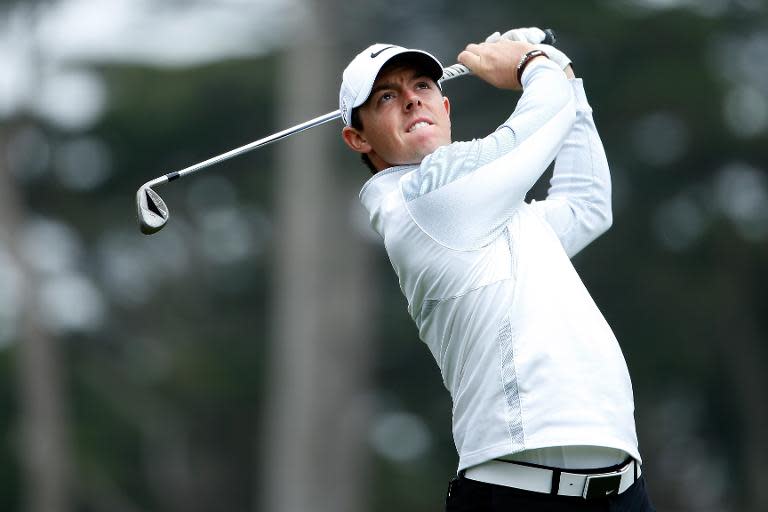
top-left (456, 435), bottom-right (641, 472)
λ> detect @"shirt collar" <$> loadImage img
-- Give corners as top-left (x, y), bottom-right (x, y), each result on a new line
top-left (359, 164), bottom-right (417, 213)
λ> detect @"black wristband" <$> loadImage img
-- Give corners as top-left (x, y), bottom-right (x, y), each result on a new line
top-left (516, 49), bottom-right (549, 85)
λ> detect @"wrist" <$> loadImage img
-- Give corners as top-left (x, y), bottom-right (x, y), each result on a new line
top-left (516, 49), bottom-right (549, 86)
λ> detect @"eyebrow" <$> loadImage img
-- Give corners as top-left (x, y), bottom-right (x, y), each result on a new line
top-left (370, 71), bottom-right (430, 97)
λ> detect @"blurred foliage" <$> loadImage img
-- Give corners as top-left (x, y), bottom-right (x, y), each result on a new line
top-left (1, 0), bottom-right (767, 511)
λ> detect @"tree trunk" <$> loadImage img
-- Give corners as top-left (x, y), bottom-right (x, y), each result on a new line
top-left (714, 271), bottom-right (768, 512)
top-left (0, 123), bottom-right (73, 512)
top-left (259, 2), bottom-right (374, 511)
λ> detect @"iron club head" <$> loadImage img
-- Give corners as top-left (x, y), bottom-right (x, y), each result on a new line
top-left (137, 186), bottom-right (169, 235)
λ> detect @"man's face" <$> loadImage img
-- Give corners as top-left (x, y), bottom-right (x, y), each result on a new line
top-left (344, 63), bottom-right (452, 171)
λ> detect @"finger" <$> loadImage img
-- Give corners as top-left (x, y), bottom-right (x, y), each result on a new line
top-left (501, 29), bottom-right (520, 41)
top-left (501, 29), bottom-right (525, 42)
top-left (457, 49), bottom-right (482, 71)
top-left (463, 42), bottom-right (483, 54)
top-left (522, 27), bottom-right (546, 43)
top-left (501, 27), bottom-right (545, 44)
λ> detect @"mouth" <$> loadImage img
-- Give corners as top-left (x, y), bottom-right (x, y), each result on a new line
top-left (407, 119), bottom-right (433, 133)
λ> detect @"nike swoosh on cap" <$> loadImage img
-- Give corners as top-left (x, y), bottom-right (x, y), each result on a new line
top-left (371, 46), bottom-right (396, 58)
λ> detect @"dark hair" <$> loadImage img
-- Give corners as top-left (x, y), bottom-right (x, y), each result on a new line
top-left (350, 108), bottom-right (378, 174)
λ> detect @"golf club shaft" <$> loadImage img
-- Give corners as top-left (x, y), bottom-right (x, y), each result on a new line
top-left (140, 27), bottom-right (556, 191)
top-left (138, 29), bottom-right (558, 234)
top-left (144, 63), bottom-right (471, 190)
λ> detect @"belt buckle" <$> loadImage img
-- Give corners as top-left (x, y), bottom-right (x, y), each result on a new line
top-left (581, 470), bottom-right (624, 499)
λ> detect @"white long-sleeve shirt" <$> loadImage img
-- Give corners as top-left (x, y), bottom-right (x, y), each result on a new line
top-left (359, 59), bottom-right (639, 472)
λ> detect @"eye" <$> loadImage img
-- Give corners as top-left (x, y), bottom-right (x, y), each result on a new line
top-left (416, 81), bottom-right (430, 90)
top-left (378, 91), bottom-right (395, 104)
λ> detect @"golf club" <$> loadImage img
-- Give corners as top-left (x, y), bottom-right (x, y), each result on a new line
top-left (136, 29), bottom-right (556, 235)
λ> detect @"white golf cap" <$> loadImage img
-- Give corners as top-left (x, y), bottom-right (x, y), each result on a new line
top-left (339, 43), bottom-right (444, 126)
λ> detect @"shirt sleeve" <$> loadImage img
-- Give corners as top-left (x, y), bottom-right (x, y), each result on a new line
top-left (529, 79), bottom-right (612, 258)
top-left (400, 59), bottom-right (576, 251)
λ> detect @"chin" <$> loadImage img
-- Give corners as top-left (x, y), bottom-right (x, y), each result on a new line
top-left (418, 142), bottom-right (444, 159)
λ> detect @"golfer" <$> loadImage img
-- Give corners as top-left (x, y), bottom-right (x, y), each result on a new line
top-left (340, 28), bottom-right (655, 511)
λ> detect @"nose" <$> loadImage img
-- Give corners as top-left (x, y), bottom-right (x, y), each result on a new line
top-left (404, 92), bottom-right (422, 112)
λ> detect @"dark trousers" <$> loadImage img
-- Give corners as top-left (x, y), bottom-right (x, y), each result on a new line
top-left (445, 473), bottom-right (656, 511)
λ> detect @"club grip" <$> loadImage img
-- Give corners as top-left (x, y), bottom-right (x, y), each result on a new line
top-left (543, 29), bottom-right (557, 46)
top-left (440, 28), bottom-right (557, 83)
top-left (440, 64), bottom-right (471, 81)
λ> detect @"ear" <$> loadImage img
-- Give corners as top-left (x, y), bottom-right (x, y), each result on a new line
top-left (342, 126), bottom-right (372, 155)
top-left (443, 95), bottom-right (451, 118)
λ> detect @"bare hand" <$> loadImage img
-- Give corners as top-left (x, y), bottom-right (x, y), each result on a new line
top-left (457, 39), bottom-right (539, 90)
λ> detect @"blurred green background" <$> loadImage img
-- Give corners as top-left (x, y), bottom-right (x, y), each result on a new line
top-left (0, 0), bottom-right (766, 511)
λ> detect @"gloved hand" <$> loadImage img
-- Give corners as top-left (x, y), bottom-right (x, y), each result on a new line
top-left (485, 27), bottom-right (547, 44)
top-left (534, 43), bottom-right (572, 71)
top-left (484, 28), bottom-right (573, 72)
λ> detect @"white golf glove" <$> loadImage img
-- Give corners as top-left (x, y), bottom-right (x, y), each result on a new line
top-left (534, 43), bottom-right (572, 71)
top-left (484, 27), bottom-right (573, 71)
top-left (485, 27), bottom-right (547, 44)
